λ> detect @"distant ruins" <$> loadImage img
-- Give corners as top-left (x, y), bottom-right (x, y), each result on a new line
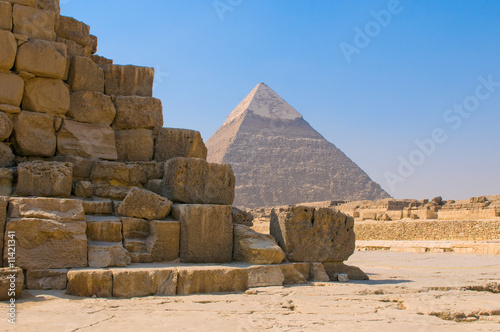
top-left (206, 83), bottom-right (390, 208)
top-left (0, 0), bottom-right (367, 300)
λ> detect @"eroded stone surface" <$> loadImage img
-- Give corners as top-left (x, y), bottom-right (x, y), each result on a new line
top-left (68, 91), bottom-right (115, 126)
top-left (66, 269), bottom-right (112, 298)
top-left (176, 267), bottom-right (248, 295)
top-left (0, 72), bottom-right (24, 106)
top-left (111, 268), bottom-right (177, 298)
top-left (15, 161), bottom-right (72, 197)
top-left (22, 77), bottom-right (70, 116)
top-left (8, 197), bottom-right (85, 221)
top-left (26, 269), bottom-right (68, 290)
top-left (104, 64), bottom-right (154, 97)
top-left (233, 224), bottom-right (285, 265)
top-left (15, 39), bottom-right (67, 79)
top-left (154, 128), bottom-right (207, 162)
top-left (0, 30), bottom-right (17, 70)
top-left (118, 187), bottom-right (172, 221)
top-left (112, 96), bottom-right (162, 131)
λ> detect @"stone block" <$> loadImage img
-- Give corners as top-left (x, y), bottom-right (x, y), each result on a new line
top-left (122, 217), bottom-right (149, 239)
top-left (12, 4), bottom-right (55, 41)
top-left (322, 263), bottom-right (369, 281)
top-left (0, 112), bottom-right (13, 141)
top-left (118, 187), bottom-right (172, 221)
top-left (68, 91), bottom-right (115, 126)
top-left (50, 155), bottom-right (98, 179)
top-left (112, 96), bottom-right (162, 131)
top-left (162, 157), bottom-right (235, 205)
top-left (270, 207), bottom-right (356, 262)
top-left (0, 167), bottom-right (13, 194)
top-left (0, 30), bottom-right (17, 70)
top-left (154, 128), bottom-right (207, 162)
top-left (73, 180), bottom-right (93, 198)
top-left (15, 161), bottom-right (72, 197)
top-left (88, 242), bottom-right (130, 268)
top-left (247, 265), bottom-right (284, 288)
top-left (0, 72), bottom-right (23, 107)
top-left (82, 199), bottom-right (113, 215)
top-left (233, 224), bottom-right (285, 265)
top-left (135, 161), bottom-right (164, 180)
top-left (7, 0), bottom-right (38, 7)
top-left (0, 267), bottom-right (23, 300)
top-left (146, 219), bottom-right (180, 262)
top-left (111, 268), bottom-right (177, 298)
top-left (91, 54), bottom-right (112, 67)
top-left (0, 104), bottom-right (20, 114)
top-left (280, 264), bottom-right (307, 285)
top-left (292, 262), bottom-right (310, 280)
top-left (8, 197), bottom-right (85, 221)
top-left (86, 215), bottom-right (122, 242)
top-left (115, 129), bottom-right (154, 162)
top-left (176, 266), bottom-right (248, 295)
top-left (67, 56), bottom-right (104, 93)
top-left (90, 161), bottom-right (147, 188)
top-left (26, 269), bottom-right (68, 290)
top-left (22, 77), bottom-right (70, 116)
top-left (66, 269), bottom-right (112, 298)
top-left (13, 111), bottom-right (56, 157)
top-left (172, 204), bottom-right (233, 263)
top-left (104, 64), bottom-right (154, 97)
top-left (4, 217), bottom-right (87, 269)
top-left (57, 120), bottom-right (117, 160)
top-left (232, 207), bottom-right (254, 226)
top-left (309, 263), bottom-right (330, 282)
top-left (55, 36), bottom-right (84, 57)
top-left (15, 39), bottom-right (66, 79)
top-left (0, 2), bottom-right (12, 31)
top-left (37, 0), bottom-right (60, 16)
top-left (56, 16), bottom-right (90, 48)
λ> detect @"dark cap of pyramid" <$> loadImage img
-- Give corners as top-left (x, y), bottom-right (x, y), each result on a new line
top-left (223, 83), bottom-right (303, 125)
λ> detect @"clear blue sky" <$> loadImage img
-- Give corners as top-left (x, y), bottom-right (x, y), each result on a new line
top-left (61, 0), bottom-right (500, 200)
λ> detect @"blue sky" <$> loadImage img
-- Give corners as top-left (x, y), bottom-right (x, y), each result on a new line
top-left (61, 0), bottom-right (500, 200)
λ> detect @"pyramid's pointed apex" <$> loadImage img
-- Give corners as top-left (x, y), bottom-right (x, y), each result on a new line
top-left (223, 83), bottom-right (303, 125)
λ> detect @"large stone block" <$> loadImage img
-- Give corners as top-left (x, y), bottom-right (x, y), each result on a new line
top-left (12, 111), bottom-right (55, 157)
top-left (56, 36), bottom-right (84, 57)
top-left (247, 265), bottom-right (284, 288)
top-left (4, 217), bottom-right (87, 269)
top-left (26, 269), bottom-right (68, 290)
top-left (115, 129), bottom-right (154, 161)
top-left (50, 155), bottom-right (98, 179)
top-left (37, 0), bottom-right (60, 16)
top-left (154, 128), bottom-right (207, 162)
top-left (7, 0), bottom-right (38, 7)
top-left (270, 207), bottom-right (356, 262)
top-left (104, 64), bottom-right (154, 97)
top-left (172, 204), bottom-right (233, 263)
top-left (15, 39), bottom-right (67, 79)
top-left (67, 56), bottom-right (104, 93)
top-left (56, 15), bottom-right (90, 48)
top-left (233, 224), bottom-right (285, 265)
top-left (68, 91), bottom-right (115, 126)
top-left (82, 199), bottom-right (113, 215)
top-left (57, 120), bottom-right (118, 160)
top-left (12, 4), bottom-right (55, 41)
top-left (176, 266), bottom-right (248, 295)
top-left (90, 162), bottom-right (147, 199)
top-left (322, 263), bottom-right (369, 281)
top-left (88, 243), bottom-right (130, 268)
top-left (0, 112), bottom-right (13, 141)
top-left (66, 269), bottom-right (112, 298)
top-left (118, 187), bottom-right (172, 221)
top-left (0, 73), bottom-right (23, 110)
top-left (122, 217), bottom-right (149, 239)
top-left (162, 157), bottom-right (235, 205)
top-left (15, 161), bottom-right (72, 197)
top-left (0, 2), bottom-right (13, 31)
top-left (146, 219), bottom-right (180, 262)
top-left (0, 167), bottom-right (13, 194)
top-left (86, 215), bottom-right (122, 242)
top-left (0, 267), bottom-right (23, 300)
top-left (112, 96), bottom-right (162, 131)
top-left (8, 197), bottom-right (85, 221)
top-left (111, 268), bottom-right (177, 298)
top-left (0, 30), bottom-right (17, 70)
top-left (22, 77), bottom-right (70, 116)
top-left (135, 161), bottom-right (164, 180)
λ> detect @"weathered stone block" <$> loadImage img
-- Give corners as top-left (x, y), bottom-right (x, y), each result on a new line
top-left (57, 120), bottom-right (117, 160)
top-left (86, 215), bottom-right (122, 242)
top-left (66, 269), bottom-right (112, 298)
top-left (8, 197), bottom-right (85, 221)
top-left (26, 269), bottom-right (68, 290)
top-left (82, 199), bottom-right (113, 215)
top-left (67, 56), bottom-right (104, 93)
top-left (146, 219), bottom-right (180, 262)
top-left (118, 187), bottom-right (172, 221)
top-left (4, 217), bottom-right (87, 269)
top-left (233, 224), bottom-right (285, 265)
top-left (88, 243), bottom-right (130, 268)
top-left (15, 39), bottom-right (66, 79)
top-left (0, 73), bottom-right (23, 107)
top-left (12, 4), bottom-right (55, 41)
top-left (50, 155), bottom-right (98, 179)
top-left (13, 111), bottom-right (56, 157)
top-left (0, 30), bottom-right (16, 70)
top-left (0, 267), bottom-right (23, 300)
top-left (22, 78), bottom-right (70, 115)
top-left (154, 128), bottom-right (207, 162)
top-left (176, 267), bottom-right (248, 295)
top-left (7, 0), bottom-right (38, 7)
top-left (111, 268), bottom-right (177, 298)
top-left (280, 264), bottom-right (307, 285)
top-left (232, 207), bottom-right (254, 226)
top-left (68, 91), bottom-right (115, 126)
top-left (73, 180), bottom-right (93, 198)
top-left (247, 265), bottom-right (284, 288)
top-left (309, 263), bottom-right (330, 282)
top-left (322, 263), bottom-right (369, 281)
top-left (270, 207), bottom-right (356, 262)
top-left (112, 96), bottom-right (162, 131)
top-left (0, 112), bottom-right (13, 141)
top-left (104, 64), bottom-right (154, 97)
top-left (91, 54), bottom-right (112, 67)
top-left (172, 204), bottom-right (233, 263)
top-left (135, 161), bottom-right (164, 180)
top-left (90, 161), bottom-right (147, 188)
top-left (0, 167), bottom-right (13, 194)
top-left (15, 161), bottom-right (72, 197)
top-left (55, 36), bottom-right (84, 57)
top-left (162, 157), bottom-right (235, 205)
top-left (115, 129), bottom-right (154, 162)
top-left (37, 0), bottom-right (60, 16)
top-left (56, 16), bottom-right (90, 48)
top-left (0, 2), bottom-right (13, 31)
top-left (122, 217), bottom-right (149, 239)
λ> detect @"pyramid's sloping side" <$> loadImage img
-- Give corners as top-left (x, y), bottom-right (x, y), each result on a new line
top-left (207, 112), bottom-right (390, 208)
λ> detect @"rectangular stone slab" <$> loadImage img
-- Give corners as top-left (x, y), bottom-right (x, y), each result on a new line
top-left (176, 266), bottom-right (248, 295)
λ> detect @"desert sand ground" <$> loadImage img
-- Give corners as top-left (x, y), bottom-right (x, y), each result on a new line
top-left (1, 251), bottom-right (499, 332)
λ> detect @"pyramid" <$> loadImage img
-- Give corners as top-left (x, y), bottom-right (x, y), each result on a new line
top-left (206, 83), bottom-right (391, 208)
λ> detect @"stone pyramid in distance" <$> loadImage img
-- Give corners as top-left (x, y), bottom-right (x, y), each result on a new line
top-left (206, 83), bottom-right (391, 208)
